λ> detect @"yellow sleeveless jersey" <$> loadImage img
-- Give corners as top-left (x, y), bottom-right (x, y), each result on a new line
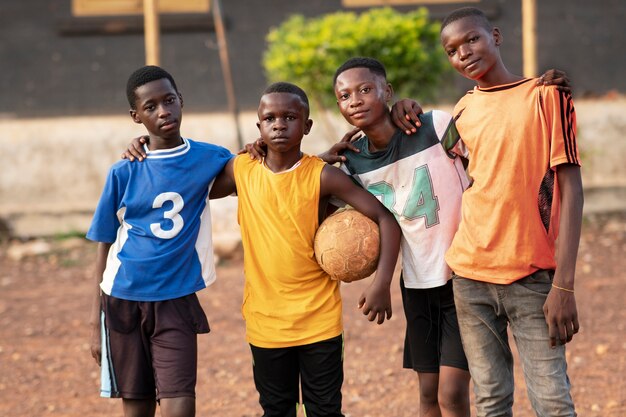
top-left (233, 154), bottom-right (343, 348)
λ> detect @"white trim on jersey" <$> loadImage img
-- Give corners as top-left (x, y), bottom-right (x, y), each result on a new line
top-left (432, 109), bottom-right (453, 140)
top-left (142, 137), bottom-right (192, 159)
top-left (100, 206), bottom-right (131, 295)
top-left (196, 179), bottom-right (217, 287)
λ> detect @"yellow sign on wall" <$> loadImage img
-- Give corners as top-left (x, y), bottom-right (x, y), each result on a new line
top-left (342, 0), bottom-right (479, 6)
top-left (72, 0), bottom-right (210, 16)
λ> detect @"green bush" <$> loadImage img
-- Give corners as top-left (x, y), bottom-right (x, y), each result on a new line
top-left (263, 7), bottom-right (452, 110)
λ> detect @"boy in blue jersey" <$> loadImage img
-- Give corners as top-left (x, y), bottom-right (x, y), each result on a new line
top-left (86, 65), bottom-right (233, 417)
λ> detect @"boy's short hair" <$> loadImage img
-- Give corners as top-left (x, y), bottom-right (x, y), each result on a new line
top-left (441, 7), bottom-right (493, 33)
top-left (126, 65), bottom-right (179, 109)
top-left (333, 57), bottom-right (387, 85)
top-left (263, 82), bottom-right (310, 116)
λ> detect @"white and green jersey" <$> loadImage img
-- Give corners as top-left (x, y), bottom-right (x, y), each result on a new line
top-left (341, 110), bottom-right (469, 289)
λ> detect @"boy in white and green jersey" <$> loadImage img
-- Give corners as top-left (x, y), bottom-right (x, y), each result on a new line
top-left (339, 109), bottom-right (468, 289)
top-left (331, 57), bottom-right (471, 417)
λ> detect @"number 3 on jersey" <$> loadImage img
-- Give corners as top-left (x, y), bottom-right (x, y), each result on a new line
top-left (367, 165), bottom-right (440, 228)
top-left (150, 192), bottom-right (185, 239)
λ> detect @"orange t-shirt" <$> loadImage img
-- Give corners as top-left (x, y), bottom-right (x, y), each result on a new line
top-left (445, 79), bottom-right (580, 284)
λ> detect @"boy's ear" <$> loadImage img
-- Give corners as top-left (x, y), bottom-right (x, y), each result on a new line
top-left (304, 119), bottom-right (313, 135)
top-left (385, 83), bottom-right (394, 103)
top-left (493, 27), bottom-right (502, 46)
top-left (178, 93), bottom-right (184, 108)
top-left (129, 109), bottom-right (142, 124)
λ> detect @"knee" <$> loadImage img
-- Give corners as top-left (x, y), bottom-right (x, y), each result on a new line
top-left (419, 382), bottom-right (439, 406)
top-left (438, 383), bottom-right (470, 412)
top-left (159, 396), bottom-right (195, 417)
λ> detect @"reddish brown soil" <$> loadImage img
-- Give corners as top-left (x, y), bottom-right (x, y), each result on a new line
top-left (0, 212), bottom-right (624, 417)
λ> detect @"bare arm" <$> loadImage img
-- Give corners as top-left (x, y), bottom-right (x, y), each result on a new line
top-left (89, 242), bottom-right (111, 365)
top-left (320, 165), bottom-right (401, 324)
top-left (209, 158), bottom-right (237, 199)
top-left (543, 164), bottom-right (583, 347)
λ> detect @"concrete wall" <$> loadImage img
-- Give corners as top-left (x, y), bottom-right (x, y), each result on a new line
top-left (0, 109), bottom-right (341, 240)
top-left (1, 97), bottom-right (625, 241)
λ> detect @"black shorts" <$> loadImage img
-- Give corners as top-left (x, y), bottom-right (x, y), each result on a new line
top-left (99, 293), bottom-right (210, 400)
top-left (249, 334), bottom-right (345, 417)
top-left (401, 277), bottom-right (468, 373)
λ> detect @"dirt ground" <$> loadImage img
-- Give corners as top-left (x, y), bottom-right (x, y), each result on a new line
top-left (0, 211), bottom-right (624, 417)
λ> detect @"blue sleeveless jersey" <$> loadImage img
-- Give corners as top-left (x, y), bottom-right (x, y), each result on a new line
top-left (86, 138), bottom-right (233, 301)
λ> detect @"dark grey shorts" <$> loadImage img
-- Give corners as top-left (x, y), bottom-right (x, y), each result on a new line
top-left (99, 293), bottom-right (209, 400)
top-left (400, 277), bottom-right (468, 373)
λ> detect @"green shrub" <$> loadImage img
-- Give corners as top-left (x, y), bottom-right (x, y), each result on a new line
top-left (263, 7), bottom-right (452, 110)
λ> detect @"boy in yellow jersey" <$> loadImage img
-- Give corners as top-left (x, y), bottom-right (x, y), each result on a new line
top-left (395, 7), bottom-right (582, 417)
top-left (208, 82), bottom-right (401, 417)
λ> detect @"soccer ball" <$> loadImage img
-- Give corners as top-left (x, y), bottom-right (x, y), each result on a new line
top-left (314, 208), bottom-right (380, 282)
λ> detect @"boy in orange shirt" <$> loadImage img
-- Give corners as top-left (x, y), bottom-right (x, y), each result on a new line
top-left (397, 7), bottom-right (582, 416)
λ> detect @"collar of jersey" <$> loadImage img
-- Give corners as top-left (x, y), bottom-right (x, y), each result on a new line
top-left (261, 154), bottom-right (303, 174)
top-left (142, 138), bottom-right (191, 159)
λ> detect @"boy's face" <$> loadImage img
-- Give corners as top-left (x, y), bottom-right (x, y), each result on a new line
top-left (334, 67), bottom-right (393, 129)
top-left (256, 92), bottom-right (312, 153)
top-left (440, 17), bottom-right (502, 82)
top-left (130, 78), bottom-right (183, 141)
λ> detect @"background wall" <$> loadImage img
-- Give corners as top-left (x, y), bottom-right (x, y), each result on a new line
top-left (1, 97), bottom-right (625, 240)
top-left (1, 0), bottom-right (624, 240)
top-left (1, 0), bottom-right (624, 118)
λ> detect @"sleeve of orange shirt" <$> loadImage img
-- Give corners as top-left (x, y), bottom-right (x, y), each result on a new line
top-left (541, 86), bottom-right (581, 169)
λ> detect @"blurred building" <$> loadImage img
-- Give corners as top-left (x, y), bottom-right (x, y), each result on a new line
top-left (0, 0), bottom-right (624, 117)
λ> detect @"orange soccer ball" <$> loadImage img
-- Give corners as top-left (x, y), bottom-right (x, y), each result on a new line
top-left (314, 208), bottom-right (380, 282)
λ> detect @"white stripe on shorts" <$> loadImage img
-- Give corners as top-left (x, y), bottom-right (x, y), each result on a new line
top-left (100, 311), bottom-right (118, 398)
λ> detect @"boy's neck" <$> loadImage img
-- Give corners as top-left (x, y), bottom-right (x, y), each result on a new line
top-left (147, 134), bottom-right (184, 151)
top-left (264, 149), bottom-right (303, 173)
top-left (361, 115), bottom-right (397, 152)
top-left (475, 65), bottom-right (524, 89)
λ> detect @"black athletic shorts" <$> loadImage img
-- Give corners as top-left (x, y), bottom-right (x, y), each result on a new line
top-left (401, 277), bottom-right (468, 373)
top-left (99, 293), bottom-right (210, 400)
top-left (249, 334), bottom-right (345, 417)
